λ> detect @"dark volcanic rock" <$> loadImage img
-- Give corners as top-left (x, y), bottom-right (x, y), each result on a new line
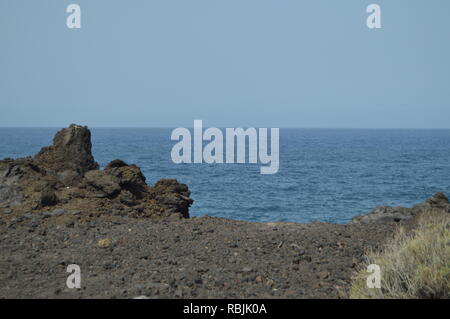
top-left (352, 192), bottom-right (450, 224)
top-left (0, 161), bottom-right (24, 209)
top-left (57, 170), bottom-right (82, 187)
top-left (0, 177), bottom-right (23, 209)
top-left (38, 188), bottom-right (58, 207)
top-left (104, 160), bottom-right (147, 196)
top-left (84, 170), bottom-right (121, 197)
top-left (34, 124), bottom-right (99, 175)
top-left (152, 179), bottom-right (193, 218)
top-left (425, 192), bottom-right (449, 209)
top-left (0, 124), bottom-right (193, 219)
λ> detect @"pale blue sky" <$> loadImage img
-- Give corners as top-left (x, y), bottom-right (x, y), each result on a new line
top-left (0, 1), bottom-right (449, 128)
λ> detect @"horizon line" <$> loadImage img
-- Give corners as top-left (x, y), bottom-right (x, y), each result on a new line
top-left (0, 126), bottom-right (450, 130)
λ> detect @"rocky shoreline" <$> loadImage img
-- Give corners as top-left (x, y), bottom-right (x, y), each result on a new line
top-left (0, 125), bottom-right (448, 298)
top-left (0, 124), bottom-right (193, 221)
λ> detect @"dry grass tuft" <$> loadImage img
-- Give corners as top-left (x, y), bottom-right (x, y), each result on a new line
top-left (349, 210), bottom-right (450, 299)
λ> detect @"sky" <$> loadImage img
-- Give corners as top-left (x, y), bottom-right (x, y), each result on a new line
top-left (0, 0), bottom-right (449, 128)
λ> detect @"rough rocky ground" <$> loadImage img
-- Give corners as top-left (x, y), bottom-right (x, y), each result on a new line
top-left (0, 124), bottom-right (447, 299)
top-left (0, 213), bottom-right (406, 299)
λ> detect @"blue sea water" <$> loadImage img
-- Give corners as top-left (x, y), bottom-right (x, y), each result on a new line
top-left (0, 128), bottom-right (449, 223)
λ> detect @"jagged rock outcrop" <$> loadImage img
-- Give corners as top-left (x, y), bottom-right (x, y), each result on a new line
top-left (0, 124), bottom-right (193, 219)
top-left (34, 124), bottom-right (99, 174)
top-left (351, 192), bottom-right (450, 224)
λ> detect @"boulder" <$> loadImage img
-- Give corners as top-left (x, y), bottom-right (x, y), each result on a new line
top-left (104, 160), bottom-right (146, 186)
top-left (103, 159), bottom-right (148, 198)
top-left (84, 170), bottom-right (121, 197)
top-left (0, 161), bottom-right (23, 208)
top-left (152, 179), bottom-right (193, 218)
top-left (39, 188), bottom-right (58, 207)
top-left (424, 192), bottom-right (449, 209)
top-left (57, 170), bottom-right (82, 187)
top-left (0, 177), bottom-right (23, 208)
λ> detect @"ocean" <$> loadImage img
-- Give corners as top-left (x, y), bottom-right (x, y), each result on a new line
top-left (1, 128), bottom-right (449, 223)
